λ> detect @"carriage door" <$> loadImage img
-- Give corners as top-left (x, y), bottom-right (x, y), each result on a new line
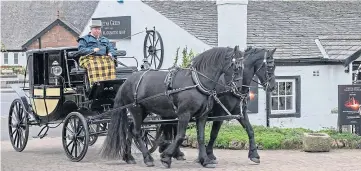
top-left (31, 52), bottom-right (62, 121)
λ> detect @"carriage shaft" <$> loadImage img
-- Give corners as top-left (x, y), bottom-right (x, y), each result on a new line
top-left (143, 115), bottom-right (241, 125)
top-left (88, 115), bottom-right (241, 126)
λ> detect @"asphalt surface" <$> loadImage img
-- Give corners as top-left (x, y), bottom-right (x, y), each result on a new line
top-left (0, 92), bottom-right (17, 117)
top-left (1, 136), bottom-right (361, 171)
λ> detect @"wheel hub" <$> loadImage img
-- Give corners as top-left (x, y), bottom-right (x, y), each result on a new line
top-left (148, 46), bottom-right (156, 55)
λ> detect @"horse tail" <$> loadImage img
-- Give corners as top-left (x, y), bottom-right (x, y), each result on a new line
top-left (100, 99), bottom-right (128, 160)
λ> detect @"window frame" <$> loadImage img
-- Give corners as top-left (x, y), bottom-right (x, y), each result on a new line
top-left (14, 53), bottom-right (19, 64)
top-left (4, 53), bottom-right (8, 64)
top-left (269, 76), bottom-right (301, 118)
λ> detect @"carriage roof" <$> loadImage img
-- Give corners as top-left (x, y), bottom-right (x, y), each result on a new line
top-left (26, 46), bottom-right (78, 54)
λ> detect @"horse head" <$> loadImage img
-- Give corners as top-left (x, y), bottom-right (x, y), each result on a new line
top-left (244, 46), bottom-right (277, 92)
top-left (190, 46), bottom-right (245, 91)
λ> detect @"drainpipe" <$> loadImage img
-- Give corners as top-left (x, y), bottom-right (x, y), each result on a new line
top-left (38, 38), bottom-right (41, 49)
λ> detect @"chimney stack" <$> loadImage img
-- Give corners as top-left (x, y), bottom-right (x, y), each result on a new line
top-left (217, 0), bottom-right (248, 49)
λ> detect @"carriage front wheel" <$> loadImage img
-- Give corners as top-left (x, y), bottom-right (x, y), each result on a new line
top-left (62, 112), bottom-right (90, 162)
top-left (8, 99), bottom-right (29, 152)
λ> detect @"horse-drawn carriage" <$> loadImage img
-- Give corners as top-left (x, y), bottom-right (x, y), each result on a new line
top-left (8, 28), bottom-right (163, 161)
top-left (8, 27), bottom-right (278, 168)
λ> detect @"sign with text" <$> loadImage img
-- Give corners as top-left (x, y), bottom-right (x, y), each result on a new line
top-left (92, 16), bottom-right (131, 40)
top-left (247, 76), bottom-right (259, 114)
top-left (338, 84), bottom-right (361, 125)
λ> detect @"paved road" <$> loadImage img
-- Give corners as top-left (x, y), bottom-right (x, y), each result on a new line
top-left (1, 137), bottom-right (361, 171)
top-left (0, 92), bottom-right (18, 117)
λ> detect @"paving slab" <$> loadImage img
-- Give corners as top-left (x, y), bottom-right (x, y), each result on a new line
top-left (1, 137), bottom-right (361, 171)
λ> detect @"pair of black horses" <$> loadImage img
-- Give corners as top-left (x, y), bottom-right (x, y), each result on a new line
top-left (100, 45), bottom-right (277, 168)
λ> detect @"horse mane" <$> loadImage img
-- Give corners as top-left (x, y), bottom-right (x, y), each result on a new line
top-left (190, 47), bottom-right (233, 72)
top-left (245, 46), bottom-right (269, 61)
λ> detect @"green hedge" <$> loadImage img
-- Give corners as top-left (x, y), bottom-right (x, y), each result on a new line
top-left (184, 123), bottom-right (361, 150)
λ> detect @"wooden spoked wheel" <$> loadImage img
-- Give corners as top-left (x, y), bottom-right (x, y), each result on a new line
top-left (62, 112), bottom-right (89, 162)
top-left (133, 114), bottom-right (162, 153)
top-left (88, 123), bottom-right (98, 146)
top-left (8, 99), bottom-right (29, 152)
top-left (143, 29), bottom-right (164, 70)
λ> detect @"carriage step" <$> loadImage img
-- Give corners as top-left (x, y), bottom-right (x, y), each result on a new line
top-left (33, 134), bottom-right (48, 139)
top-left (142, 115), bottom-right (241, 125)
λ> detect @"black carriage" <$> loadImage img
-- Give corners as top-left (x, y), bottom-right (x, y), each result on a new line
top-left (7, 28), bottom-right (164, 162)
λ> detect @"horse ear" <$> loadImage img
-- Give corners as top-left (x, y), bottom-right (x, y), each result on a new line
top-left (272, 48), bottom-right (277, 54)
top-left (234, 45), bottom-right (239, 52)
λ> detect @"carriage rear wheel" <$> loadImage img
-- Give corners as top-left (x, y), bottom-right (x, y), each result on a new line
top-left (88, 123), bottom-right (98, 146)
top-left (62, 112), bottom-right (89, 162)
top-left (8, 99), bottom-right (29, 152)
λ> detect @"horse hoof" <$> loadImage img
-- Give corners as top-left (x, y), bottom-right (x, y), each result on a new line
top-left (203, 163), bottom-right (217, 168)
top-left (161, 161), bottom-right (171, 168)
top-left (175, 155), bottom-right (186, 161)
top-left (126, 160), bottom-right (136, 164)
top-left (145, 161), bottom-right (155, 167)
top-left (250, 157), bottom-right (260, 164)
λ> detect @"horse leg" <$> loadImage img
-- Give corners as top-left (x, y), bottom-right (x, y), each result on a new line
top-left (196, 115), bottom-right (217, 168)
top-left (160, 113), bottom-right (190, 168)
top-left (237, 105), bottom-right (260, 164)
top-left (129, 108), bottom-right (154, 167)
top-left (158, 124), bottom-right (173, 154)
top-left (169, 124), bottom-right (185, 160)
top-left (205, 120), bottom-right (223, 161)
top-left (158, 124), bottom-right (185, 160)
top-left (123, 121), bottom-right (136, 164)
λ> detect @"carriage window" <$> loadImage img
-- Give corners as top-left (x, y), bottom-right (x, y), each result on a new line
top-left (271, 78), bottom-right (298, 115)
top-left (4, 53), bottom-right (8, 64)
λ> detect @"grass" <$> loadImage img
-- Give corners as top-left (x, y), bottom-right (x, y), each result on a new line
top-left (184, 123), bottom-right (361, 150)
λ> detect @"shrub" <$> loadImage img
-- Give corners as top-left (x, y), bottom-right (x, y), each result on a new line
top-left (184, 123), bottom-right (361, 150)
top-left (173, 46), bottom-right (197, 68)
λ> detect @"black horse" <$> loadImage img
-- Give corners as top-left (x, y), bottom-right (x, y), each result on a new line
top-left (157, 46), bottom-right (277, 164)
top-left (100, 46), bottom-right (245, 168)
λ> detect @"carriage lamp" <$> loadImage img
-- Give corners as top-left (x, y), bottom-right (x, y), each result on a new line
top-left (51, 61), bottom-right (62, 85)
top-left (51, 61), bottom-right (62, 76)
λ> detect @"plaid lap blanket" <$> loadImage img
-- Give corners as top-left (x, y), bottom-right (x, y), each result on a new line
top-left (79, 55), bottom-right (116, 85)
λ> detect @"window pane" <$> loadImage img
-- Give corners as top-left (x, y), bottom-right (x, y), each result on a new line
top-left (279, 97), bottom-right (285, 110)
top-left (286, 96), bottom-right (293, 110)
top-left (14, 53), bottom-right (18, 64)
top-left (271, 97), bottom-right (278, 110)
top-left (279, 82), bottom-right (285, 95)
top-left (286, 82), bottom-right (293, 95)
top-left (272, 82), bottom-right (278, 95)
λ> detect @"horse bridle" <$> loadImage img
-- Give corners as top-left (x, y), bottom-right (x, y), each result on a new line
top-left (252, 51), bottom-right (275, 90)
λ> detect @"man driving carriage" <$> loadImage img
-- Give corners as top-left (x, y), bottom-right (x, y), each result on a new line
top-left (77, 20), bottom-right (116, 85)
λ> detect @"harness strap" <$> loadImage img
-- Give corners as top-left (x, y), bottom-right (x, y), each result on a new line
top-left (190, 67), bottom-right (213, 95)
top-left (164, 67), bottom-right (181, 112)
top-left (134, 70), bottom-right (151, 106)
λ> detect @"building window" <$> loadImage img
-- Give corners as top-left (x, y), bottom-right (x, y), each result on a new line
top-left (4, 53), bottom-right (8, 64)
top-left (14, 53), bottom-right (18, 64)
top-left (270, 76), bottom-right (301, 118)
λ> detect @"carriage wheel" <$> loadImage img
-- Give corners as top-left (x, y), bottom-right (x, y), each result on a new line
top-left (143, 29), bottom-right (164, 70)
top-left (62, 112), bottom-right (89, 162)
top-left (88, 123), bottom-right (107, 146)
top-left (88, 123), bottom-right (98, 146)
top-left (8, 99), bottom-right (29, 152)
top-left (132, 114), bottom-right (161, 153)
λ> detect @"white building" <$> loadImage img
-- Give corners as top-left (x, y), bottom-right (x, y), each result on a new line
top-left (2, 0), bottom-right (361, 131)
